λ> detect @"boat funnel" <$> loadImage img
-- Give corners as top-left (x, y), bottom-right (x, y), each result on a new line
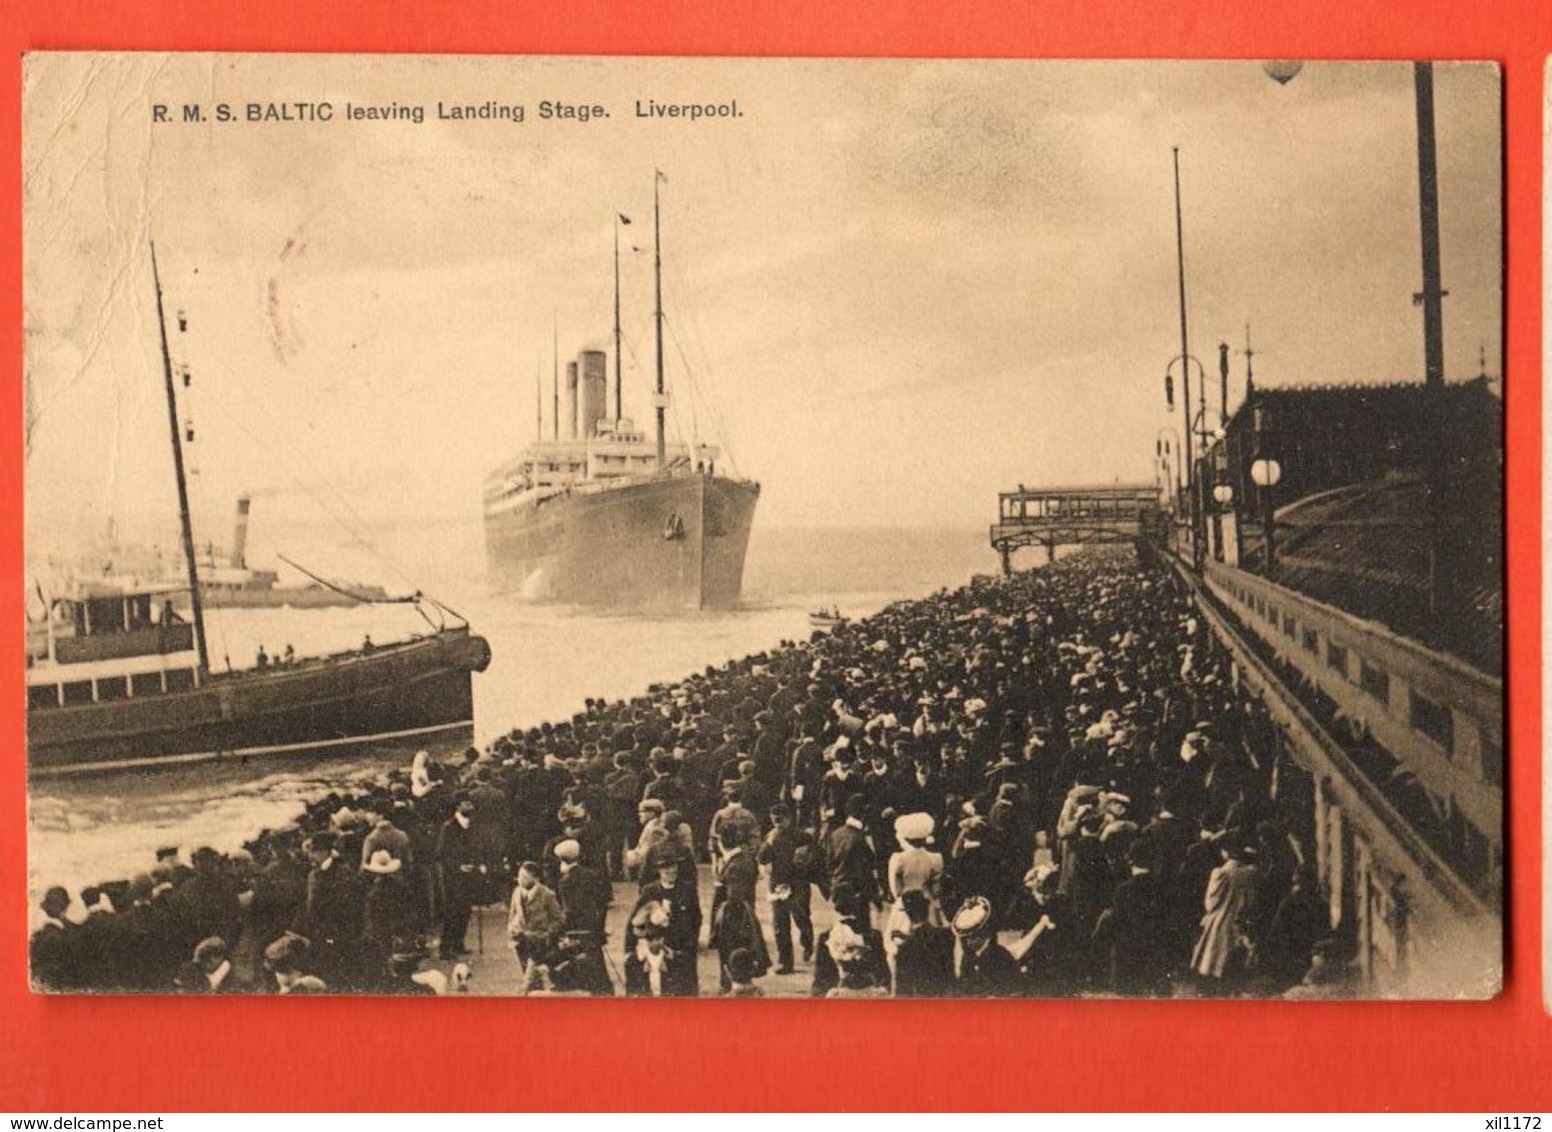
top-left (232, 495), bottom-right (251, 569)
top-left (579, 349), bottom-right (607, 437)
top-left (566, 361), bottom-right (579, 438)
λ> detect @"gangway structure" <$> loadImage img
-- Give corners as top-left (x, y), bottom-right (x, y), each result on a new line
top-left (990, 483), bottom-right (1164, 574)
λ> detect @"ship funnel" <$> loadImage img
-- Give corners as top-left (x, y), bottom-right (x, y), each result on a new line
top-left (566, 361), bottom-right (579, 438)
top-left (579, 349), bottom-right (607, 437)
top-left (231, 495), bottom-right (251, 569)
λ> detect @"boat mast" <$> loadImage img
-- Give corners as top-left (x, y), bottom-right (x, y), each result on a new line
top-left (150, 243), bottom-right (210, 676)
top-left (653, 171), bottom-right (666, 469)
top-left (614, 214), bottom-right (624, 421)
top-left (551, 313), bottom-right (559, 441)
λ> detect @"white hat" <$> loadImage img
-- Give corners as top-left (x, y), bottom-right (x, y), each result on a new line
top-left (951, 896), bottom-right (993, 938)
top-left (362, 849), bottom-right (403, 875)
top-left (894, 812), bottom-right (935, 842)
top-left (825, 920), bottom-right (870, 963)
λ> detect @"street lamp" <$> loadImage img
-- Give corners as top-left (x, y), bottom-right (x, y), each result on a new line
top-left (1166, 353), bottom-right (1208, 567)
top-left (1249, 455), bottom-right (1282, 577)
top-left (1263, 58), bottom-right (1451, 616)
top-left (1263, 61), bottom-right (1304, 85)
top-left (1156, 427), bottom-right (1183, 513)
top-left (1169, 145), bottom-right (1208, 573)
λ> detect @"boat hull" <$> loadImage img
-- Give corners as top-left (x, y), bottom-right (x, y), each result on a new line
top-left (27, 627), bottom-right (491, 775)
top-left (484, 473), bottom-right (760, 608)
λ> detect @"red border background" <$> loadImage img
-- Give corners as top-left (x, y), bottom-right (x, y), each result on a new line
top-left (0, 0), bottom-right (1545, 1112)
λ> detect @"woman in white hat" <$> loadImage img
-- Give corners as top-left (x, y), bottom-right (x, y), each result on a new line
top-left (882, 811), bottom-right (944, 989)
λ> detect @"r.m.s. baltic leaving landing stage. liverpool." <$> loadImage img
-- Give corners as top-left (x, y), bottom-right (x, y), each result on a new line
top-left (482, 177), bottom-right (760, 609)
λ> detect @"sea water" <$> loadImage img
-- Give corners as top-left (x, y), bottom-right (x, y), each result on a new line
top-left (27, 525), bottom-right (999, 913)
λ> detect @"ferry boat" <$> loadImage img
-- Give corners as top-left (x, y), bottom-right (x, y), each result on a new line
top-left (25, 246), bottom-right (491, 775)
top-left (481, 174), bottom-right (760, 608)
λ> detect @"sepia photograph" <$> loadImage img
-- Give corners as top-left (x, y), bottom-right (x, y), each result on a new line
top-left (22, 53), bottom-right (1502, 1000)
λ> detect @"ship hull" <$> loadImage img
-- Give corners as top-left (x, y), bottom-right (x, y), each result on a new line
top-left (27, 627), bottom-right (491, 775)
top-left (484, 474), bottom-right (759, 608)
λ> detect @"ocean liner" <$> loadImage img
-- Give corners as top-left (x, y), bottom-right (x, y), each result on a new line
top-left (482, 176), bottom-right (760, 608)
top-left (25, 246), bottom-right (491, 775)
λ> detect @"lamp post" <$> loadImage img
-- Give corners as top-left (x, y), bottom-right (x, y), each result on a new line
top-left (1194, 415), bottom-right (1226, 563)
top-left (1156, 426), bottom-right (1183, 513)
top-left (1213, 481), bottom-right (1236, 565)
top-left (1169, 145), bottom-right (1207, 573)
top-left (1250, 446), bottom-right (1282, 578)
top-left (1165, 353), bottom-right (1207, 567)
top-left (1264, 59), bottom-right (1450, 618)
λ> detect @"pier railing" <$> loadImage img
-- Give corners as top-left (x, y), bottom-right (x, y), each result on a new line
top-left (1200, 559), bottom-right (1502, 873)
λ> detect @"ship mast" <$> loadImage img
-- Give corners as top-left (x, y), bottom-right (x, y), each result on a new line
top-left (653, 171), bottom-right (666, 469)
top-left (614, 214), bottom-right (624, 421)
top-left (150, 243), bottom-right (210, 676)
top-left (551, 313), bottom-right (559, 441)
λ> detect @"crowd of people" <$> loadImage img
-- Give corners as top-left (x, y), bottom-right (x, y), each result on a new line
top-left (32, 546), bottom-right (1350, 998)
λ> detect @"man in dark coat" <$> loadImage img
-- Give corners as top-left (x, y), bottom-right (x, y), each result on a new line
top-left (1090, 838), bottom-right (1173, 995)
top-left (232, 834), bottom-right (308, 991)
top-left (467, 771), bottom-right (509, 880)
top-left (554, 838), bottom-right (613, 995)
top-left (751, 716), bottom-right (787, 790)
top-left (358, 851), bottom-right (416, 989)
top-left (1010, 865), bottom-right (1083, 996)
top-left (435, 797), bottom-right (486, 959)
top-left (623, 857), bottom-right (701, 996)
top-left (817, 750), bottom-right (864, 837)
top-left (891, 889), bottom-right (953, 997)
top-left (824, 795), bottom-right (879, 907)
top-left (712, 829), bottom-right (769, 989)
top-left (757, 803), bottom-right (815, 973)
top-left (604, 755), bottom-right (645, 878)
top-left (29, 886), bottom-right (80, 992)
top-left (642, 751), bottom-right (688, 813)
top-left (112, 875), bottom-right (166, 991)
top-left (508, 757), bottom-right (554, 866)
top-left (293, 832), bottom-right (363, 988)
top-left (786, 730), bottom-right (826, 828)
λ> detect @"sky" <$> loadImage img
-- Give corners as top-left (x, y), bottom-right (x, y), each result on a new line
top-left (22, 54), bottom-right (1501, 573)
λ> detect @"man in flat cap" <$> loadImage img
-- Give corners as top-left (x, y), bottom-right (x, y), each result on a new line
top-left (508, 860), bottom-right (564, 979)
